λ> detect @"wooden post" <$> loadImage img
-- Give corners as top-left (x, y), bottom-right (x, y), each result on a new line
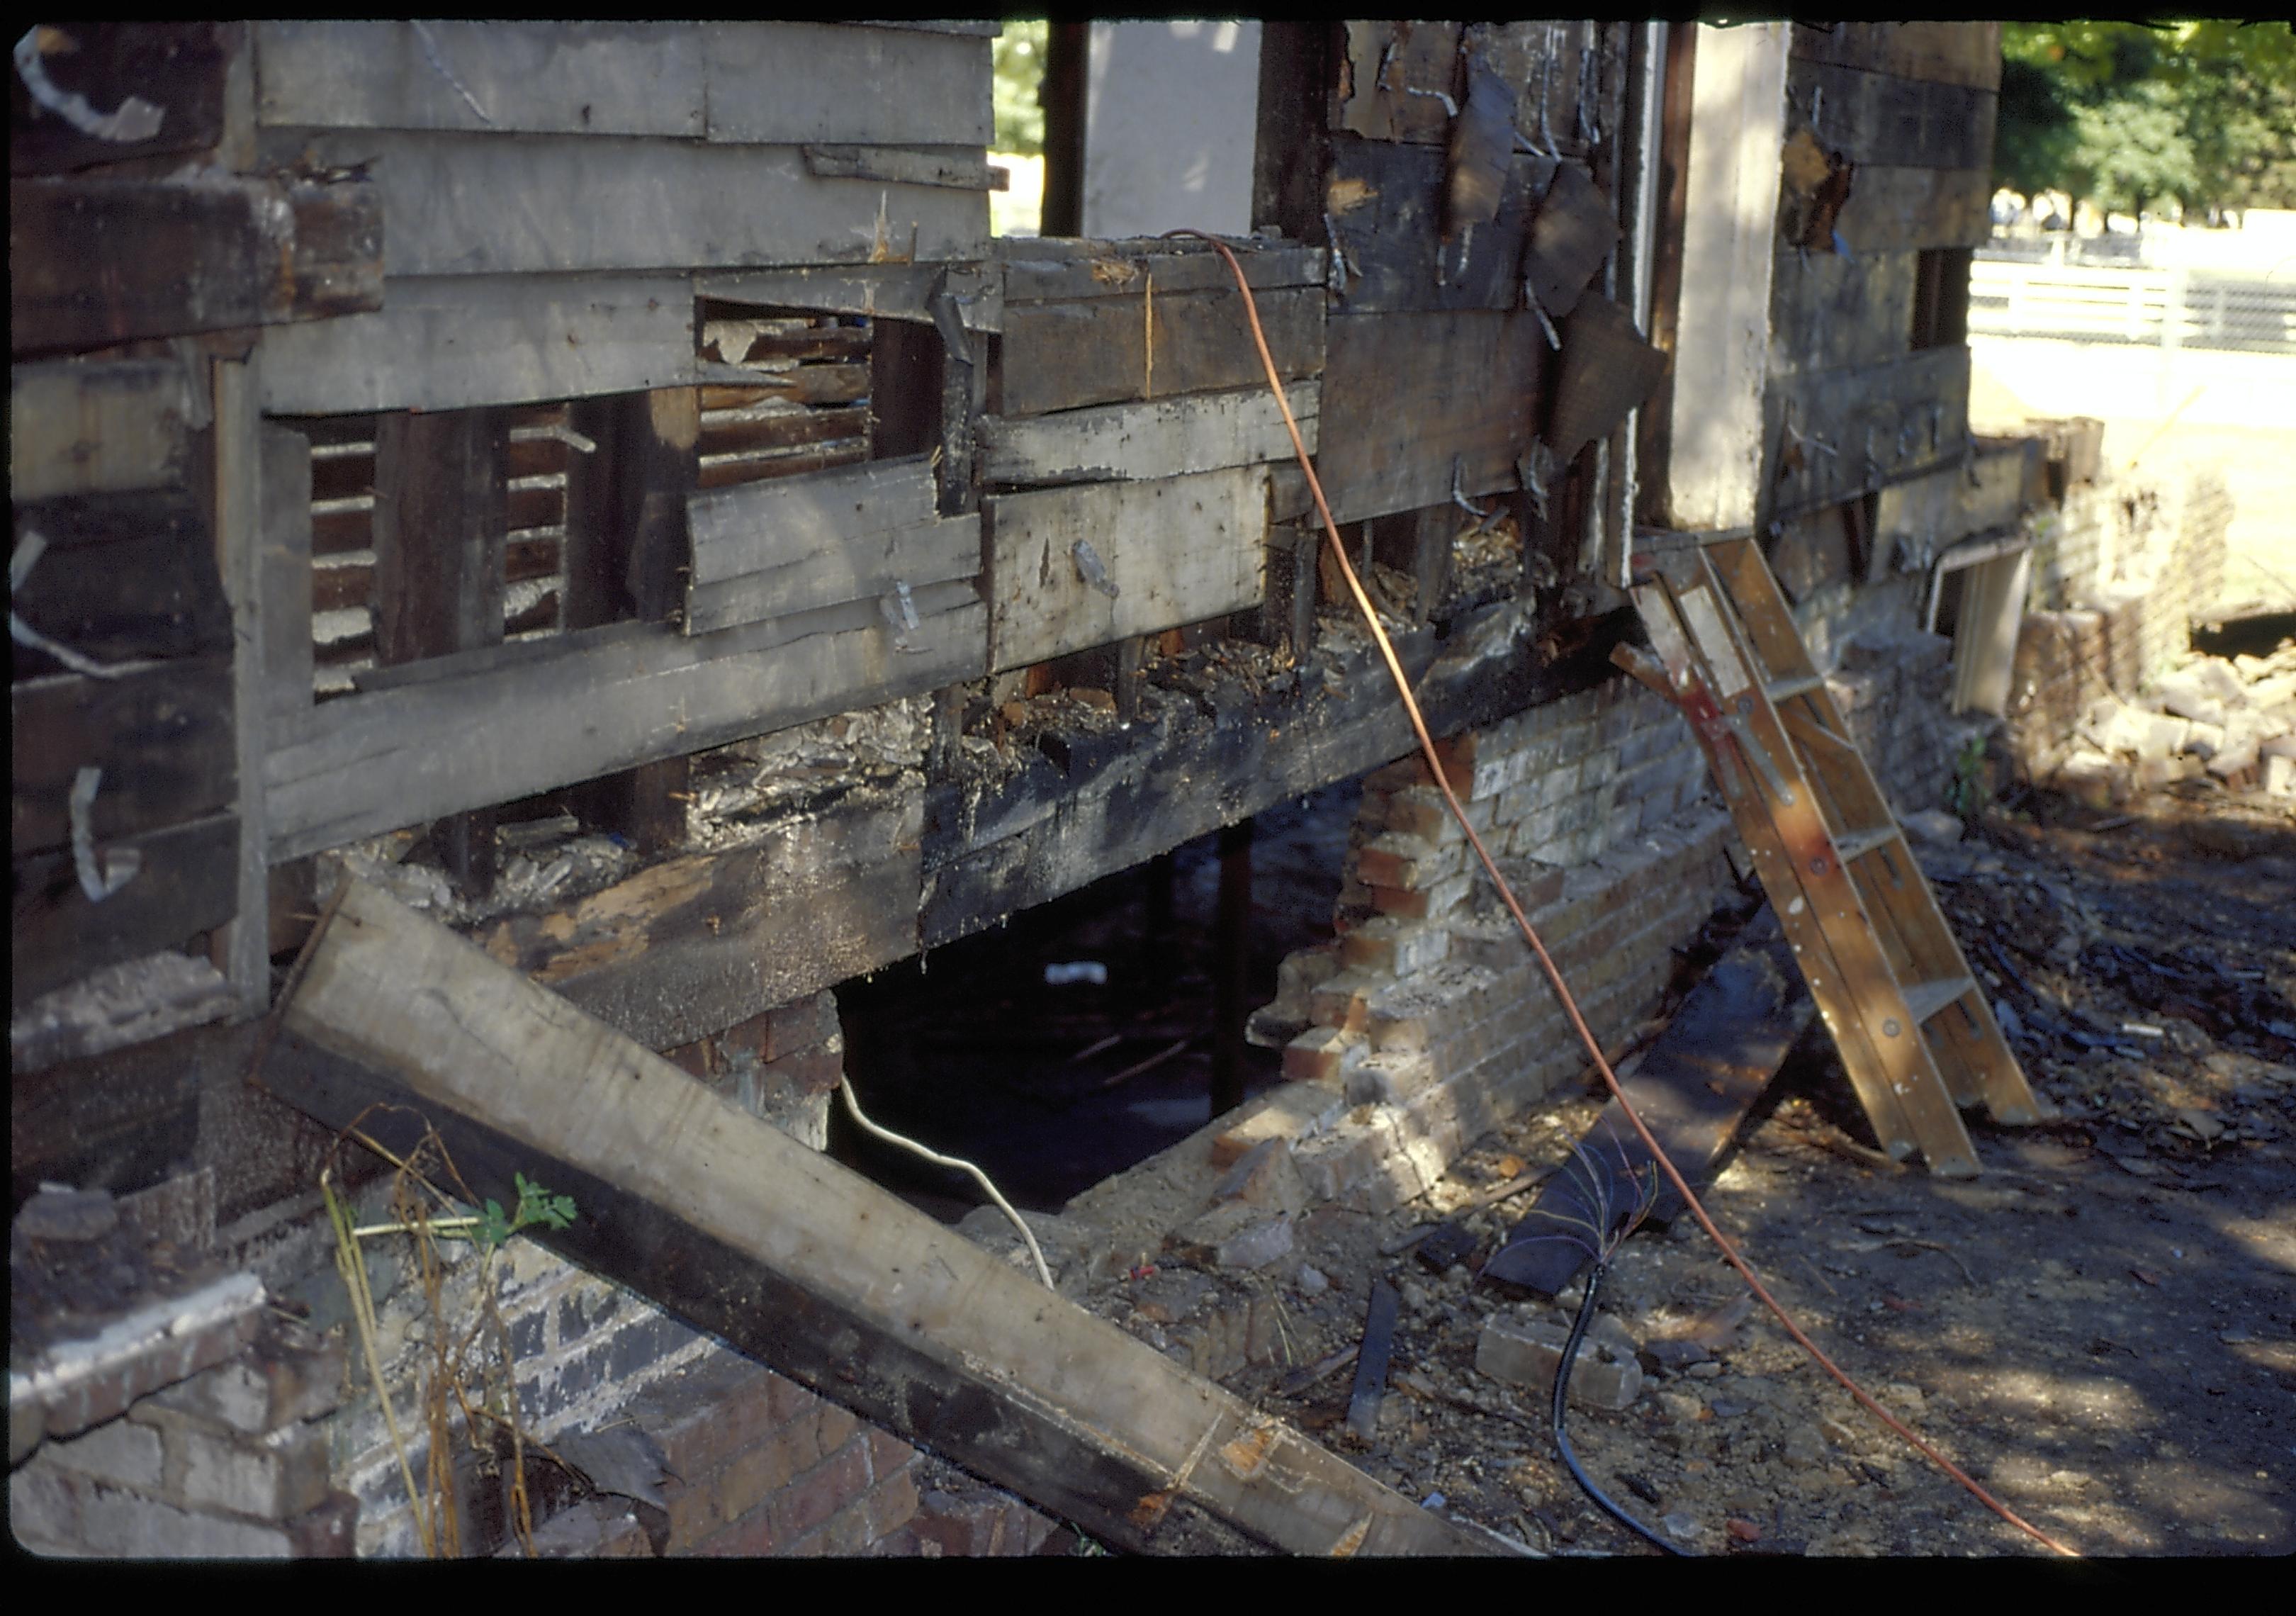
top-left (1040, 23), bottom-right (1089, 238)
top-left (562, 388), bottom-right (701, 856)
top-left (372, 405), bottom-right (510, 893)
top-left (1212, 817), bottom-right (1254, 1117)
top-left (214, 357), bottom-right (270, 1012)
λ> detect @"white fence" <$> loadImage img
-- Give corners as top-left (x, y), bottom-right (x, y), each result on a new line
top-left (1969, 257), bottom-right (2296, 352)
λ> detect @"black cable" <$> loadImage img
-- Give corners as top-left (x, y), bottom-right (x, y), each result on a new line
top-left (1553, 1259), bottom-right (1693, 1556)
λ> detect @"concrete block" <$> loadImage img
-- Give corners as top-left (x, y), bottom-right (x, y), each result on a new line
top-left (1475, 1314), bottom-right (1643, 1411)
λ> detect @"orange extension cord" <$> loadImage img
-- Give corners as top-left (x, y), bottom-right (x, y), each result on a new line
top-left (1166, 228), bottom-right (2078, 1559)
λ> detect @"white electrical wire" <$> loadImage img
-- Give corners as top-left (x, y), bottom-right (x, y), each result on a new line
top-left (835, 1077), bottom-right (1055, 1291)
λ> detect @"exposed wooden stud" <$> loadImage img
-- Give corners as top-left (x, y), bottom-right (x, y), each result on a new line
top-left (371, 406), bottom-right (510, 894)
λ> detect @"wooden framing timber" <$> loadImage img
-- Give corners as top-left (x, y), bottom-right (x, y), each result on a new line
top-left (1315, 310), bottom-right (1548, 524)
top-left (1783, 59), bottom-right (1995, 174)
top-left (986, 467), bottom-right (1271, 672)
top-left (253, 21), bottom-right (990, 147)
top-left (258, 879), bottom-right (1493, 1557)
top-left (1789, 21), bottom-right (2003, 91)
top-left (11, 173), bottom-right (381, 357)
top-left (1764, 344), bottom-right (1971, 522)
top-left (252, 130), bottom-right (989, 279)
top-left (10, 361), bottom-right (195, 503)
top-left (257, 273), bottom-right (702, 417)
top-left (980, 383), bottom-right (1319, 487)
top-left (264, 588), bottom-right (984, 862)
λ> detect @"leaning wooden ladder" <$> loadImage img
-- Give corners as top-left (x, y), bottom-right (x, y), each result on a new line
top-left (1614, 534), bottom-right (2045, 1178)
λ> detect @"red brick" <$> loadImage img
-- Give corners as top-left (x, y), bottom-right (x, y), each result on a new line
top-left (629, 1352), bottom-right (780, 1483)
top-left (813, 1403), bottom-right (858, 1457)
top-left (1368, 884), bottom-right (1435, 919)
top-left (857, 1468), bottom-right (921, 1542)
top-left (1283, 1027), bottom-right (1353, 1084)
top-left (768, 1440), bottom-right (872, 1543)
top-left (762, 1044), bottom-right (842, 1099)
top-left (690, 1501), bottom-right (781, 1558)
top-left (863, 1425), bottom-right (916, 1483)
top-left (765, 1370), bottom-right (819, 1425)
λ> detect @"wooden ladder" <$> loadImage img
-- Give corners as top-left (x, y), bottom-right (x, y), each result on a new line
top-left (1616, 534), bottom-right (2046, 1178)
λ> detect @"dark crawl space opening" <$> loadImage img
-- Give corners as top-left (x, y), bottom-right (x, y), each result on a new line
top-left (830, 779), bottom-right (1363, 1218)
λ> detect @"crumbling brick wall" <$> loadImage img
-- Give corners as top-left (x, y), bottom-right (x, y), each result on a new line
top-left (2008, 459), bottom-right (2235, 781)
top-left (1252, 676), bottom-right (1738, 1210)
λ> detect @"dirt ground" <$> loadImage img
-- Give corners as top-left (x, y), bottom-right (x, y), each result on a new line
top-left (1230, 786), bottom-right (2294, 1558)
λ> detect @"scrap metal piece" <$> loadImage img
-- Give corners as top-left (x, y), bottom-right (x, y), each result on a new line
top-left (13, 26), bottom-right (164, 143)
top-left (69, 767), bottom-right (140, 902)
top-left (1071, 538), bottom-right (1120, 600)
top-left (1344, 1280), bottom-right (1401, 1442)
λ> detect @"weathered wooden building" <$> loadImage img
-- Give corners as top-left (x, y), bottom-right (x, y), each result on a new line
top-left (13, 21), bottom-right (2075, 1556)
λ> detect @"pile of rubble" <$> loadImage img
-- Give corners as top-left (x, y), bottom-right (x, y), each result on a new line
top-left (2049, 641), bottom-right (2296, 805)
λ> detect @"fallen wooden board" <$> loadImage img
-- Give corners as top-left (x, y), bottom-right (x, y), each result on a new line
top-left (1483, 905), bottom-right (1813, 1294)
top-left (264, 587), bottom-right (984, 861)
top-left (987, 467), bottom-right (1269, 671)
top-left (981, 384), bottom-right (1318, 486)
top-left (10, 361), bottom-right (195, 503)
top-left (11, 174), bottom-right (382, 356)
top-left (253, 129), bottom-right (989, 277)
top-left (1315, 310), bottom-right (1548, 524)
top-left (259, 879), bottom-right (1492, 1557)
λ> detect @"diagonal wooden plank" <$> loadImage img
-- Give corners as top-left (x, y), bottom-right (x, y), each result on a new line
top-left (259, 880), bottom-right (1497, 1558)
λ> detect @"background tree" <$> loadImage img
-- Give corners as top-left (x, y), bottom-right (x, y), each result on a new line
top-left (994, 19), bottom-right (1047, 157)
top-left (1998, 21), bottom-right (2296, 225)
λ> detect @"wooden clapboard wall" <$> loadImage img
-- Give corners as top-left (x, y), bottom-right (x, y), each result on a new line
top-left (251, 21), bottom-right (996, 417)
top-left (1758, 22), bottom-right (2000, 559)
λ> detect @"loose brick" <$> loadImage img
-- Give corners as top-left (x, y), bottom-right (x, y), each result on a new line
top-left (1307, 967), bottom-right (1383, 1033)
top-left (1354, 831), bottom-right (1461, 891)
top-left (1281, 1026), bottom-right (1361, 1084)
top-left (1339, 914), bottom-right (1452, 977)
